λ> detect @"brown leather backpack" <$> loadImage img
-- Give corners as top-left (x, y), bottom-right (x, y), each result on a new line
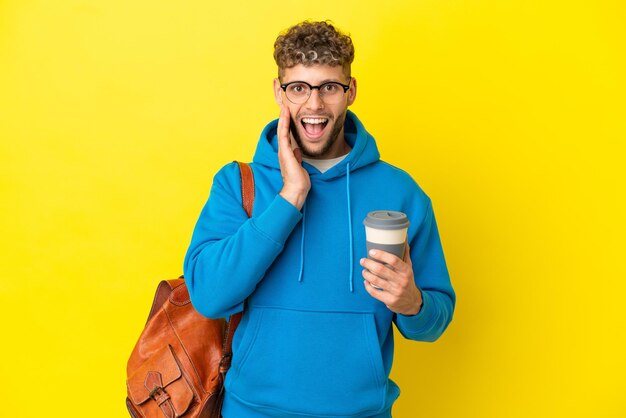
top-left (126, 162), bottom-right (254, 418)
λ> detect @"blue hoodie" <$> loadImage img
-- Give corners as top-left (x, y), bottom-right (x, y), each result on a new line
top-left (184, 111), bottom-right (455, 418)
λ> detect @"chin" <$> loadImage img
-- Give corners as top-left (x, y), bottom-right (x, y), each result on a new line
top-left (298, 135), bottom-right (336, 158)
top-left (300, 143), bottom-right (327, 158)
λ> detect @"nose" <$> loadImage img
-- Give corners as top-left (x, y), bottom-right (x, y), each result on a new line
top-left (305, 88), bottom-right (324, 110)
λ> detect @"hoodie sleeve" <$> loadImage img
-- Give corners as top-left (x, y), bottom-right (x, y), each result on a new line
top-left (394, 199), bottom-right (456, 342)
top-left (183, 162), bottom-right (302, 319)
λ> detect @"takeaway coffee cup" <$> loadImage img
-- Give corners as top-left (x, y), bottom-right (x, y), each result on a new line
top-left (363, 211), bottom-right (410, 260)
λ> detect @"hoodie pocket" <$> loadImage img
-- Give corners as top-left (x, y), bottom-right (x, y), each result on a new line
top-left (226, 307), bottom-right (387, 416)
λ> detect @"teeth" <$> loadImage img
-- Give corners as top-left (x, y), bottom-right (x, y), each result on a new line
top-left (302, 118), bottom-right (328, 124)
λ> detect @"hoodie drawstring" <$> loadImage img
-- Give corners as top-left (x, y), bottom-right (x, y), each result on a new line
top-left (346, 162), bottom-right (354, 292)
top-left (297, 201), bottom-right (306, 283)
top-left (296, 163), bottom-right (354, 292)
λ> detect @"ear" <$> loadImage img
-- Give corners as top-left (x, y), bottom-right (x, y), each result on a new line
top-left (273, 78), bottom-right (283, 105)
top-left (347, 77), bottom-right (357, 106)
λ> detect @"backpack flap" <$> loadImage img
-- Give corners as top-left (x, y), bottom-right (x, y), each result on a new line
top-left (127, 344), bottom-right (194, 416)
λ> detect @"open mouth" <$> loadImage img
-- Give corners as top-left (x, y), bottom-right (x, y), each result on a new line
top-left (301, 117), bottom-right (329, 139)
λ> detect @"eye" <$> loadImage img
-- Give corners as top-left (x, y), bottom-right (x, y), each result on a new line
top-left (287, 83), bottom-right (308, 95)
top-left (322, 83), bottom-right (339, 93)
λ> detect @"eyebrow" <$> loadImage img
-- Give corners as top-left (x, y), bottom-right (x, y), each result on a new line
top-left (286, 78), bottom-right (348, 85)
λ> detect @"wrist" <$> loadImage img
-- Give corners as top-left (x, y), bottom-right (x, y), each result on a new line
top-left (400, 291), bottom-right (423, 316)
top-left (280, 188), bottom-right (307, 210)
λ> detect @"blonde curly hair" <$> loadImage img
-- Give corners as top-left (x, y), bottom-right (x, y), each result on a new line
top-left (273, 20), bottom-right (354, 80)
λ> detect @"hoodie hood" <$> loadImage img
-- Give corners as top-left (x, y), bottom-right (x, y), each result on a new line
top-left (253, 109), bottom-right (381, 178)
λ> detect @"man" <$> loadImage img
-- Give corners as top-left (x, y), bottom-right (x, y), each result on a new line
top-left (184, 20), bottom-right (455, 418)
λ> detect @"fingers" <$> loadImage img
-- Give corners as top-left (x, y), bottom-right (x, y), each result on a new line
top-left (364, 249), bottom-right (405, 273)
top-left (360, 248), bottom-right (410, 292)
top-left (277, 106), bottom-right (302, 165)
top-left (363, 279), bottom-right (393, 305)
top-left (361, 246), bottom-right (419, 315)
top-left (277, 105), bottom-right (291, 154)
top-left (277, 106), bottom-right (298, 173)
top-left (362, 269), bottom-right (389, 292)
top-left (360, 257), bottom-right (393, 282)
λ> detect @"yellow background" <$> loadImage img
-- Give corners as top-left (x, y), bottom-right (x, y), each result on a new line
top-left (1, 0), bottom-right (624, 416)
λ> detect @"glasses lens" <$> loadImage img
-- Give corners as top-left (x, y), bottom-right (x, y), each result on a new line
top-left (285, 82), bottom-right (310, 104)
top-left (318, 82), bottom-right (345, 104)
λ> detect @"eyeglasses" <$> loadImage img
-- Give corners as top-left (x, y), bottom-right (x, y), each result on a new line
top-left (280, 79), bottom-right (352, 104)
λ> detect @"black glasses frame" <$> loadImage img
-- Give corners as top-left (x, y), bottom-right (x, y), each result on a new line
top-left (280, 79), bottom-right (352, 103)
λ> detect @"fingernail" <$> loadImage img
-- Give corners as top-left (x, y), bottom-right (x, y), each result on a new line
top-left (369, 249), bottom-right (377, 256)
top-left (360, 258), bottom-right (365, 265)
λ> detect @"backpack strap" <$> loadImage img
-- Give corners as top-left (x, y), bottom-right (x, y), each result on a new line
top-left (220, 162), bottom-right (254, 373)
top-left (238, 161), bottom-right (255, 218)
